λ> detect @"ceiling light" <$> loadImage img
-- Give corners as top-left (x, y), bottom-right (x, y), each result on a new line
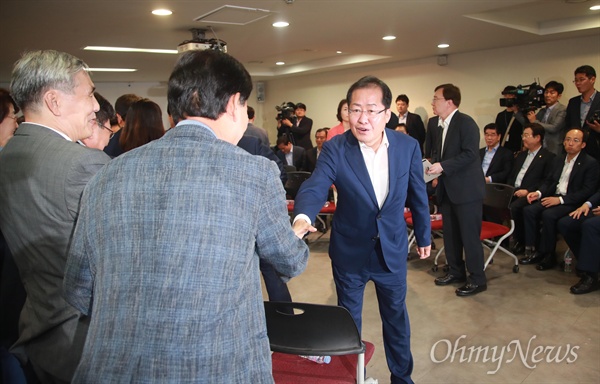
top-left (84, 46), bottom-right (178, 54)
top-left (438, 43), bottom-right (450, 48)
top-left (336, 51), bottom-right (342, 54)
top-left (382, 35), bottom-right (396, 41)
top-left (86, 68), bottom-right (137, 72)
top-left (273, 21), bottom-right (289, 28)
top-left (591, 5), bottom-right (600, 10)
top-left (152, 9), bottom-right (172, 16)
top-left (276, 61), bottom-right (285, 65)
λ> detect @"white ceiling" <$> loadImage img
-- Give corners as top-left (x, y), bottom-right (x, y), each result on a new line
top-left (1, 0), bottom-right (599, 84)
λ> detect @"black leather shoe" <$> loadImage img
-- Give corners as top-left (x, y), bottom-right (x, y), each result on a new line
top-left (570, 274), bottom-right (599, 294)
top-left (456, 283), bottom-right (487, 296)
top-left (434, 274), bottom-right (466, 286)
top-left (511, 242), bottom-right (525, 255)
top-left (520, 251), bottom-right (544, 265)
top-left (536, 255), bottom-right (557, 271)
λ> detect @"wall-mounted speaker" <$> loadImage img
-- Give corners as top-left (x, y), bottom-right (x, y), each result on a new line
top-left (256, 82), bottom-right (265, 103)
top-left (437, 55), bottom-right (448, 66)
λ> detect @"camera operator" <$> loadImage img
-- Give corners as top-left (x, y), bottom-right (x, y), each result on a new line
top-left (277, 102), bottom-right (313, 150)
top-left (565, 65), bottom-right (600, 162)
top-left (526, 81), bottom-right (567, 156)
top-left (496, 85), bottom-right (526, 154)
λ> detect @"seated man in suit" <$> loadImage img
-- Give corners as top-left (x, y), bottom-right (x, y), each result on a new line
top-left (305, 127), bottom-right (328, 172)
top-left (276, 135), bottom-right (307, 171)
top-left (558, 185), bottom-right (600, 294)
top-left (395, 94), bottom-right (426, 152)
top-left (526, 81), bottom-right (567, 156)
top-left (521, 128), bottom-right (600, 270)
top-left (507, 123), bottom-right (556, 254)
top-left (480, 123), bottom-right (514, 184)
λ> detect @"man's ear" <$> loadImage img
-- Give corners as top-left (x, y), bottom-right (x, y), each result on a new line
top-left (43, 90), bottom-right (61, 116)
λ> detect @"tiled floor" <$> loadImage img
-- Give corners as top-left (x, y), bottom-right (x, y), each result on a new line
top-left (263, 232), bottom-right (600, 384)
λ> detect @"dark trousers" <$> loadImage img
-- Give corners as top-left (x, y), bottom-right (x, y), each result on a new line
top-left (523, 201), bottom-right (576, 254)
top-left (440, 199), bottom-right (486, 285)
top-left (259, 259), bottom-right (292, 302)
top-left (509, 196), bottom-right (529, 244)
top-left (332, 242), bottom-right (414, 384)
top-left (558, 214), bottom-right (600, 273)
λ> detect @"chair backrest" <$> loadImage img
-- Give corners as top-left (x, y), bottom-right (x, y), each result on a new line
top-left (264, 301), bottom-right (365, 356)
top-left (283, 165), bottom-right (296, 173)
top-left (483, 183), bottom-right (515, 224)
top-left (284, 171), bottom-right (311, 199)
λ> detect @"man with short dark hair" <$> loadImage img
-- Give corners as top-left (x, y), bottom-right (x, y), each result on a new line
top-left (63, 49), bottom-right (309, 382)
top-left (506, 123), bottom-right (556, 255)
top-left (0, 50), bottom-right (111, 382)
top-left (395, 94), bottom-right (426, 151)
top-left (427, 83), bottom-right (487, 296)
top-left (293, 76), bottom-right (431, 384)
top-left (479, 123), bottom-right (514, 184)
top-left (305, 127), bottom-right (327, 172)
top-left (496, 85), bottom-right (526, 153)
top-left (521, 128), bottom-right (599, 269)
top-left (246, 105), bottom-right (269, 146)
top-left (565, 65), bottom-right (600, 161)
top-left (276, 135), bottom-right (306, 170)
top-left (526, 81), bottom-right (567, 156)
top-left (277, 102), bottom-right (313, 150)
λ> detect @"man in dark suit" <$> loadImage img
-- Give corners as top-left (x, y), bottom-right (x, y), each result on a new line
top-left (277, 102), bottom-right (314, 150)
top-left (480, 123), bottom-right (514, 184)
top-left (506, 123), bottom-right (556, 254)
top-left (293, 76), bottom-right (431, 384)
top-left (496, 85), bottom-right (526, 154)
top-left (558, 186), bottom-right (600, 294)
top-left (521, 128), bottom-right (600, 270)
top-left (276, 135), bottom-right (306, 170)
top-left (305, 127), bottom-right (327, 172)
top-left (0, 50), bottom-right (111, 382)
top-left (427, 83), bottom-right (487, 296)
top-left (396, 94), bottom-right (426, 152)
top-left (565, 65), bottom-right (600, 162)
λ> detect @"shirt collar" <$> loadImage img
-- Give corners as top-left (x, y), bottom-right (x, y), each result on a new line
top-left (358, 129), bottom-right (390, 151)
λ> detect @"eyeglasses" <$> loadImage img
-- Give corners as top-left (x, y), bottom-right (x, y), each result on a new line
top-left (348, 108), bottom-right (387, 118)
top-left (432, 97), bottom-right (446, 103)
top-left (564, 137), bottom-right (582, 143)
top-left (96, 120), bottom-right (115, 139)
top-left (521, 133), bottom-right (532, 138)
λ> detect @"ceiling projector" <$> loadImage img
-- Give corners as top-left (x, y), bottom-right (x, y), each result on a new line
top-left (177, 28), bottom-right (227, 54)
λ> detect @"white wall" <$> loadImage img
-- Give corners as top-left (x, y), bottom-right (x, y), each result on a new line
top-left (2, 35), bottom-right (598, 146)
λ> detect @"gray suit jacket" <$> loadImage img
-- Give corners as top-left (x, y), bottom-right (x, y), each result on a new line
top-left (534, 102), bottom-right (567, 156)
top-left (63, 122), bottom-right (308, 382)
top-left (0, 123), bottom-right (110, 381)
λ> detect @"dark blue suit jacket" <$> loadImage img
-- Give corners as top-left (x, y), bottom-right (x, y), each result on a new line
top-left (294, 129), bottom-right (431, 273)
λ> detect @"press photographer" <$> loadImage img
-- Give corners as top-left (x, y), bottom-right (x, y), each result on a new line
top-left (496, 83), bottom-right (545, 153)
top-left (276, 102), bottom-right (313, 150)
top-left (525, 81), bottom-right (567, 156)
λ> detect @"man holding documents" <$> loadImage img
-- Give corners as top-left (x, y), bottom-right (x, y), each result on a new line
top-left (427, 84), bottom-right (487, 296)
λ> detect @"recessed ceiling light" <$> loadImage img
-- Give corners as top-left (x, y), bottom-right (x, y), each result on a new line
top-left (84, 46), bottom-right (178, 54)
top-left (273, 21), bottom-right (289, 28)
top-left (86, 68), bottom-right (138, 72)
top-left (152, 9), bottom-right (172, 16)
top-left (438, 43), bottom-right (450, 48)
top-left (336, 51), bottom-right (342, 54)
top-left (591, 5), bottom-right (600, 10)
top-left (276, 61), bottom-right (285, 65)
top-left (382, 35), bottom-right (396, 41)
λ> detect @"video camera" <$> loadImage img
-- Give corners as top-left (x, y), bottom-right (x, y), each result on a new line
top-left (499, 82), bottom-right (545, 112)
top-left (275, 102), bottom-right (296, 121)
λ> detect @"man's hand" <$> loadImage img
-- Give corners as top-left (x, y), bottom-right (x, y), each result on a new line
top-left (541, 196), bottom-right (560, 208)
top-left (417, 245), bottom-right (431, 259)
top-left (592, 206), bottom-right (600, 216)
top-left (427, 162), bottom-right (443, 175)
top-left (569, 203), bottom-right (590, 220)
top-left (527, 191), bottom-right (540, 204)
top-left (586, 119), bottom-right (600, 134)
top-left (514, 189), bottom-right (528, 198)
top-left (527, 110), bottom-right (537, 123)
top-left (292, 219), bottom-right (316, 239)
top-left (282, 118), bottom-right (293, 128)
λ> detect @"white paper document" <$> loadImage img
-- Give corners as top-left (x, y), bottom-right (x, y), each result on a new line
top-left (422, 159), bottom-right (441, 183)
